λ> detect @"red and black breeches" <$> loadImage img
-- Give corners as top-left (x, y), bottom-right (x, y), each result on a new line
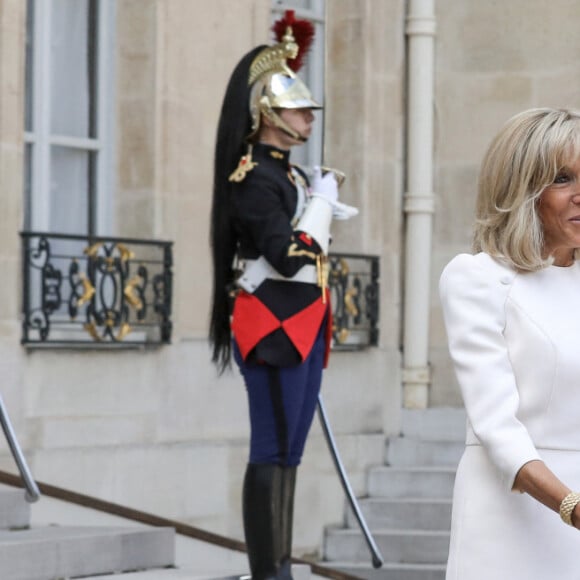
top-left (233, 321), bottom-right (326, 466)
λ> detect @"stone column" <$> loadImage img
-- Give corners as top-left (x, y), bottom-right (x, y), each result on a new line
top-left (0, 0), bottom-right (25, 326)
top-left (0, 0), bottom-right (28, 454)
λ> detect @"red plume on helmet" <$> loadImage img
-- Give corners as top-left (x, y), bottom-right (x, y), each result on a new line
top-left (272, 9), bottom-right (315, 72)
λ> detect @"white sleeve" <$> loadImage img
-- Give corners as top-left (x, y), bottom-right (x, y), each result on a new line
top-left (439, 253), bottom-right (541, 490)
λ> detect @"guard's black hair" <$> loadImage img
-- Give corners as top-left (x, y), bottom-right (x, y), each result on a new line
top-left (209, 46), bottom-right (267, 373)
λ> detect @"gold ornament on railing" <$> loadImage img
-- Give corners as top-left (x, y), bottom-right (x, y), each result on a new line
top-left (124, 274), bottom-right (144, 310)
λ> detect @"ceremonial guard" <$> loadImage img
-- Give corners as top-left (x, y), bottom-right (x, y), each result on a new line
top-left (209, 11), bottom-right (357, 579)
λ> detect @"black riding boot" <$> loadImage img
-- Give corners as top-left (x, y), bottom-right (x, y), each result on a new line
top-left (279, 466), bottom-right (297, 580)
top-left (242, 463), bottom-right (283, 580)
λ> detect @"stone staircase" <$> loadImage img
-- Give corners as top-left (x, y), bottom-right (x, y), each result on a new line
top-left (0, 407), bottom-right (466, 580)
top-left (322, 407), bottom-right (466, 580)
top-left (0, 479), bottom-right (319, 580)
top-left (0, 483), bottom-right (175, 580)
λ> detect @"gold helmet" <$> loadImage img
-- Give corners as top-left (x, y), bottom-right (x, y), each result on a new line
top-left (247, 11), bottom-right (321, 142)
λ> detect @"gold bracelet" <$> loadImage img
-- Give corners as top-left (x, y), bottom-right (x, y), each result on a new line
top-left (559, 492), bottom-right (580, 526)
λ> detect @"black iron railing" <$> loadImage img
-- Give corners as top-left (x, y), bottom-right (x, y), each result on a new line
top-left (21, 232), bottom-right (173, 346)
top-left (20, 234), bottom-right (376, 350)
top-left (328, 252), bottom-right (379, 349)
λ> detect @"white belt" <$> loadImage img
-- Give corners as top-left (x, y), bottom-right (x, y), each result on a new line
top-left (236, 256), bottom-right (318, 293)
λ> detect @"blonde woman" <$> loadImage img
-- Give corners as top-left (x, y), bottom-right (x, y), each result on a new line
top-left (440, 108), bottom-right (580, 579)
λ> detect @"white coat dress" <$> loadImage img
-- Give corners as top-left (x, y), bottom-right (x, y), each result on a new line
top-left (439, 252), bottom-right (580, 580)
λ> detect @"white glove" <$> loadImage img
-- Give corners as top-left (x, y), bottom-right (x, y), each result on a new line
top-left (311, 166), bottom-right (338, 204)
top-left (311, 166), bottom-right (358, 220)
top-left (332, 200), bottom-right (359, 220)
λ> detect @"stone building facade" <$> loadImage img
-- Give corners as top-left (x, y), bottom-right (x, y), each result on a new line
top-left (0, 0), bottom-right (579, 559)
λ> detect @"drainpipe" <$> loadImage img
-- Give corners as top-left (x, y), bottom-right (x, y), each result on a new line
top-left (402, 0), bottom-right (436, 409)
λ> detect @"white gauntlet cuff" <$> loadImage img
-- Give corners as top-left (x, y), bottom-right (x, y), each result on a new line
top-left (295, 196), bottom-right (332, 254)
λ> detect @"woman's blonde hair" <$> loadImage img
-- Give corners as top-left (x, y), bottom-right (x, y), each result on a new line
top-left (473, 107), bottom-right (580, 271)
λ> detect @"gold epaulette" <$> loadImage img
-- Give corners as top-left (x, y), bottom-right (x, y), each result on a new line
top-left (228, 152), bottom-right (258, 183)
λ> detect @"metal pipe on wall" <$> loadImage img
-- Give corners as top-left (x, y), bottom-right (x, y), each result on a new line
top-left (402, 0), bottom-right (436, 408)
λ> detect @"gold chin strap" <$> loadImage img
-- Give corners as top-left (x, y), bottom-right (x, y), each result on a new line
top-left (261, 105), bottom-right (308, 142)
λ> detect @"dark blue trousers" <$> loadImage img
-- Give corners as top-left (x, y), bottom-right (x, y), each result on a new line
top-left (234, 324), bottom-right (325, 466)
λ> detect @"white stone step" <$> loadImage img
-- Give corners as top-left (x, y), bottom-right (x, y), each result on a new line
top-left (0, 525), bottom-right (174, 580)
top-left (345, 498), bottom-right (452, 531)
top-left (84, 573), bottom-right (241, 580)
top-left (324, 527), bottom-right (450, 565)
top-left (368, 466), bottom-right (456, 499)
top-left (83, 563), bottom-right (314, 579)
top-left (322, 408), bottom-right (462, 575)
top-left (401, 408), bottom-right (466, 441)
top-left (322, 562), bottom-right (446, 580)
top-left (82, 569), bottom-right (185, 579)
top-left (0, 486), bottom-right (30, 530)
top-left (386, 437), bottom-right (464, 467)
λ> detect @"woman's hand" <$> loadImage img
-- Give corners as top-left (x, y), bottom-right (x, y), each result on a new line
top-left (513, 459), bottom-right (579, 528)
top-left (573, 503), bottom-right (580, 529)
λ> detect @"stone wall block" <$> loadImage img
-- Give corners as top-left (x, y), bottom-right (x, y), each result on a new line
top-left (24, 350), bottom-right (164, 418)
top-left (115, 195), bottom-right (155, 238)
top-left (116, 0), bottom-right (157, 57)
top-left (533, 71), bottom-right (580, 109)
top-left (0, 0), bottom-right (25, 142)
top-left (437, 0), bottom-right (580, 73)
top-left (31, 443), bottom-right (231, 524)
top-left (435, 74), bottom-right (533, 163)
top-left (117, 100), bottom-right (156, 191)
top-left (154, 340), bottom-right (250, 442)
top-left (29, 415), bottom-right (156, 449)
top-left (322, 349), bottom-right (388, 434)
top-left (434, 163), bottom-right (478, 244)
top-left (0, 257), bottom-right (21, 324)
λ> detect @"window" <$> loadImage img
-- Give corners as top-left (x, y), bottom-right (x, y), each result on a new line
top-left (24, 0), bottom-right (115, 236)
top-left (272, 0), bottom-right (326, 169)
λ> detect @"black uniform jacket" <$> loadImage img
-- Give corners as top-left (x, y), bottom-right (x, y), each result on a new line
top-left (231, 143), bottom-right (331, 367)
